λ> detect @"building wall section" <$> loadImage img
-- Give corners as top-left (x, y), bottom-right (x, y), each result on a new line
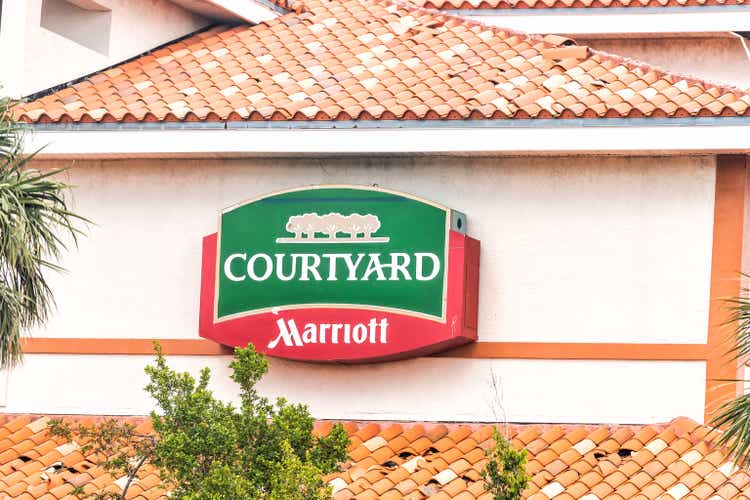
top-left (4, 354), bottom-right (706, 423)
top-left (0, 0), bottom-right (209, 97)
top-left (13, 154), bottom-right (718, 423)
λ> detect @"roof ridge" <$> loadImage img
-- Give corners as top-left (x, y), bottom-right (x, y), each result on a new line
top-left (588, 47), bottom-right (748, 95)
top-left (386, 0), bottom-right (748, 95)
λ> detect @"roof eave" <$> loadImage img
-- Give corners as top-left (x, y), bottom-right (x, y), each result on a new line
top-left (23, 117), bottom-right (750, 159)
top-left (170, 0), bottom-right (285, 24)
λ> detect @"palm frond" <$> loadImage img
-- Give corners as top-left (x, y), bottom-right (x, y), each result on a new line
top-left (712, 383), bottom-right (750, 469)
top-left (724, 282), bottom-right (750, 362)
top-left (0, 95), bottom-right (89, 368)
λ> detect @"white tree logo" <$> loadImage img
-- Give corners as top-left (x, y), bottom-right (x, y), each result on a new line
top-left (276, 213), bottom-right (389, 243)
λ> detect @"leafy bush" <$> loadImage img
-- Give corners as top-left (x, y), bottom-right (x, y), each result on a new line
top-left (51, 343), bottom-right (349, 499)
top-left (482, 428), bottom-right (529, 500)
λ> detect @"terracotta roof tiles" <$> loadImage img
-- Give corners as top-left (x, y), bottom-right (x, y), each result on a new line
top-left (14, 0), bottom-right (750, 125)
top-left (414, 0), bottom-right (746, 11)
top-left (0, 415), bottom-right (749, 498)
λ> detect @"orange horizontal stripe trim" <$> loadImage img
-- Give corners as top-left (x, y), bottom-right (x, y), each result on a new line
top-left (436, 342), bottom-right (708, 360)
top-left (21, 338), bottom-right (232, 356)
top-left (21, 338), bottom-right (708, 360)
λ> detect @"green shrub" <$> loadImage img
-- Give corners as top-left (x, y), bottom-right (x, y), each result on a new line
top-left (482, 428), bottom-right (529, 500)
top-left (51, 343), bottom-right (349, 499)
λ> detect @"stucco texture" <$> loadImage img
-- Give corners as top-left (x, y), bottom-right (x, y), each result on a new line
top-left (32, 155), bottom-right (715, 345)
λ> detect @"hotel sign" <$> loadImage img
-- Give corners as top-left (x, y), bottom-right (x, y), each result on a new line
top-left (199, 185), bottom-right (479, 362)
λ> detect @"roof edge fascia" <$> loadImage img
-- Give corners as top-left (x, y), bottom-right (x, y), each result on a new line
top-left (173, 0), bottom-right (285, 23)
top-left (22, 117), bottom-right (750, 158)
top-left (26, 116), bottom-right (750, 130)
top-left (451, 6), bottom-right (750, 36)
top-left (207, 0), bottom-right (285, 23)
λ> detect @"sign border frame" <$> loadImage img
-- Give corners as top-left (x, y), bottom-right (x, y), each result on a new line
top-left (213, 184), bottom-right (452, 325)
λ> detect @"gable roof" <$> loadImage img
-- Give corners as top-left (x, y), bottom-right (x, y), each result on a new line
top-left (0, 414), bottom-right (748, 499)
top-left (14, 0), bottom-right (750, 125)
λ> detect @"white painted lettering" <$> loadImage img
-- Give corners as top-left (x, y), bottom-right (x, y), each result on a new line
top-left (299, 254), bottom-right (322, 281)
top-left (415, 252), bottom-right (440, 281)
top-left (342, 253), bottom-right (366, 281)
top-left (223, 253), bottom-right (247, 282)
top-left (302, 323), bottom-right (317, 343)
top-left (332, 323), bottom-right (344, 343)
top-left (322, 253), bottom-right (344, 281)
top-left (368, 318), bottom-right (378, 343)
top-left (352, 324), bottom-right (367, 344)
top-left (275, 253), bottom-right (297, 281)
top-left (267, 319), bottom-right (303, 348)
top-left (388, 253), bottom-right (411, 280)
top-left (321, 323), bottom-right (332, 343)
top-left (247, 254), bottom-right (273, 281)
top-left (362, 254), bottom-right (387, 281)
top-left (267, 317), bottom-right (390, 349)
top-left (227, 252), bottom-right (441, 282)
top-left (378, 318), bottom-right (389, 343)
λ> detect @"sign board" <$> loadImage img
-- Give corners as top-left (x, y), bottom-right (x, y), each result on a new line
top-left (199, 185), bottom-right (479, 362)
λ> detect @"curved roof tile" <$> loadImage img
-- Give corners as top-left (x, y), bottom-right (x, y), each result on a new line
top-left (0, 415), bottom-right (747, 499)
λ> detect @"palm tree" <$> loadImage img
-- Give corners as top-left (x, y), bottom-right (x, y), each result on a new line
top-left (709, 279), bottom-right (750, 468)
top-left (0, 95), bottom-right (87, 368)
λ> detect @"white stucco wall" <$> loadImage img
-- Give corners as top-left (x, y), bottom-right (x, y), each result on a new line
top-left (32, 155), bottom-right (716, 344)
top-left (4, 354), bottom-right (706, 423)
top-left (0, 0), bottom-right (209, 97)
top-left (4, 157), bottom-right (715, 423)
top-left (11, 155), bottom-right (716, 423)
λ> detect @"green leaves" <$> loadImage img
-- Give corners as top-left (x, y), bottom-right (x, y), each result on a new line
top-left (724, 281), bottom-right (750, 363)
top-left (146, 343), bottom-right (349, 499)
top-left (710, 387), bottom-right (750, 469)
top-left (0, 94), bottom-right (88, 368)
top-left (310, 423), bottom-right (349, 473)
top-left (709, 280), bottom-right (750, 468)
top-left (49, 344), bottom-right (350, 499)
top-left (482, 428), bottom-right (529, 500)
top-left (48, 417), bottom-right (156, 499)
top-left (267, 441), bottom-right (331, 500)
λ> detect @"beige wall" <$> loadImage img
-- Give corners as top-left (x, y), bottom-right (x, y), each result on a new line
top-left (3, 154), bottom-right (716, 423)
top-left (0, 0), bottom-right (209, 97)
top-left (32, 155), bottom-right (715, 344)
top-left (5, 354), bottom-right (706, 423)
top-left (580, 36), bottom-right (750, 89)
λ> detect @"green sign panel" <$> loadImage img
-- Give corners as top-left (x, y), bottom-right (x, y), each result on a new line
top-left (217, 186), bottom-right (449, 321)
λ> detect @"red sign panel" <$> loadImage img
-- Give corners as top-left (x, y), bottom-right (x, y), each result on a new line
top-left (199, 186), bottom-right (480, 362)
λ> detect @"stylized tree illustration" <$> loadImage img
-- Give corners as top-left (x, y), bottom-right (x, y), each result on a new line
top-left (321, 213), bottom-right (344, 239)
top-left (361, 214), bottom-right (380, 239)
top-left (285, 215), bottom-right (305, 239)
top-left (277, 212), bottom-right (388, 243)
top-left (343, 214), bottom-right (364, 239)
top-left (301, 213), bottom-right (319, 239)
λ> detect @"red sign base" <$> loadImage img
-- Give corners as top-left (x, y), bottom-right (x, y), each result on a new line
top-left (199, 231), bottom-right (479, 363)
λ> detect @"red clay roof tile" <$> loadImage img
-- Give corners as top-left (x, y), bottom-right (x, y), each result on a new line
top-left (14, 0), bottom-right (750, 125)
top-left (0, 416), bottom-right (749, 498)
